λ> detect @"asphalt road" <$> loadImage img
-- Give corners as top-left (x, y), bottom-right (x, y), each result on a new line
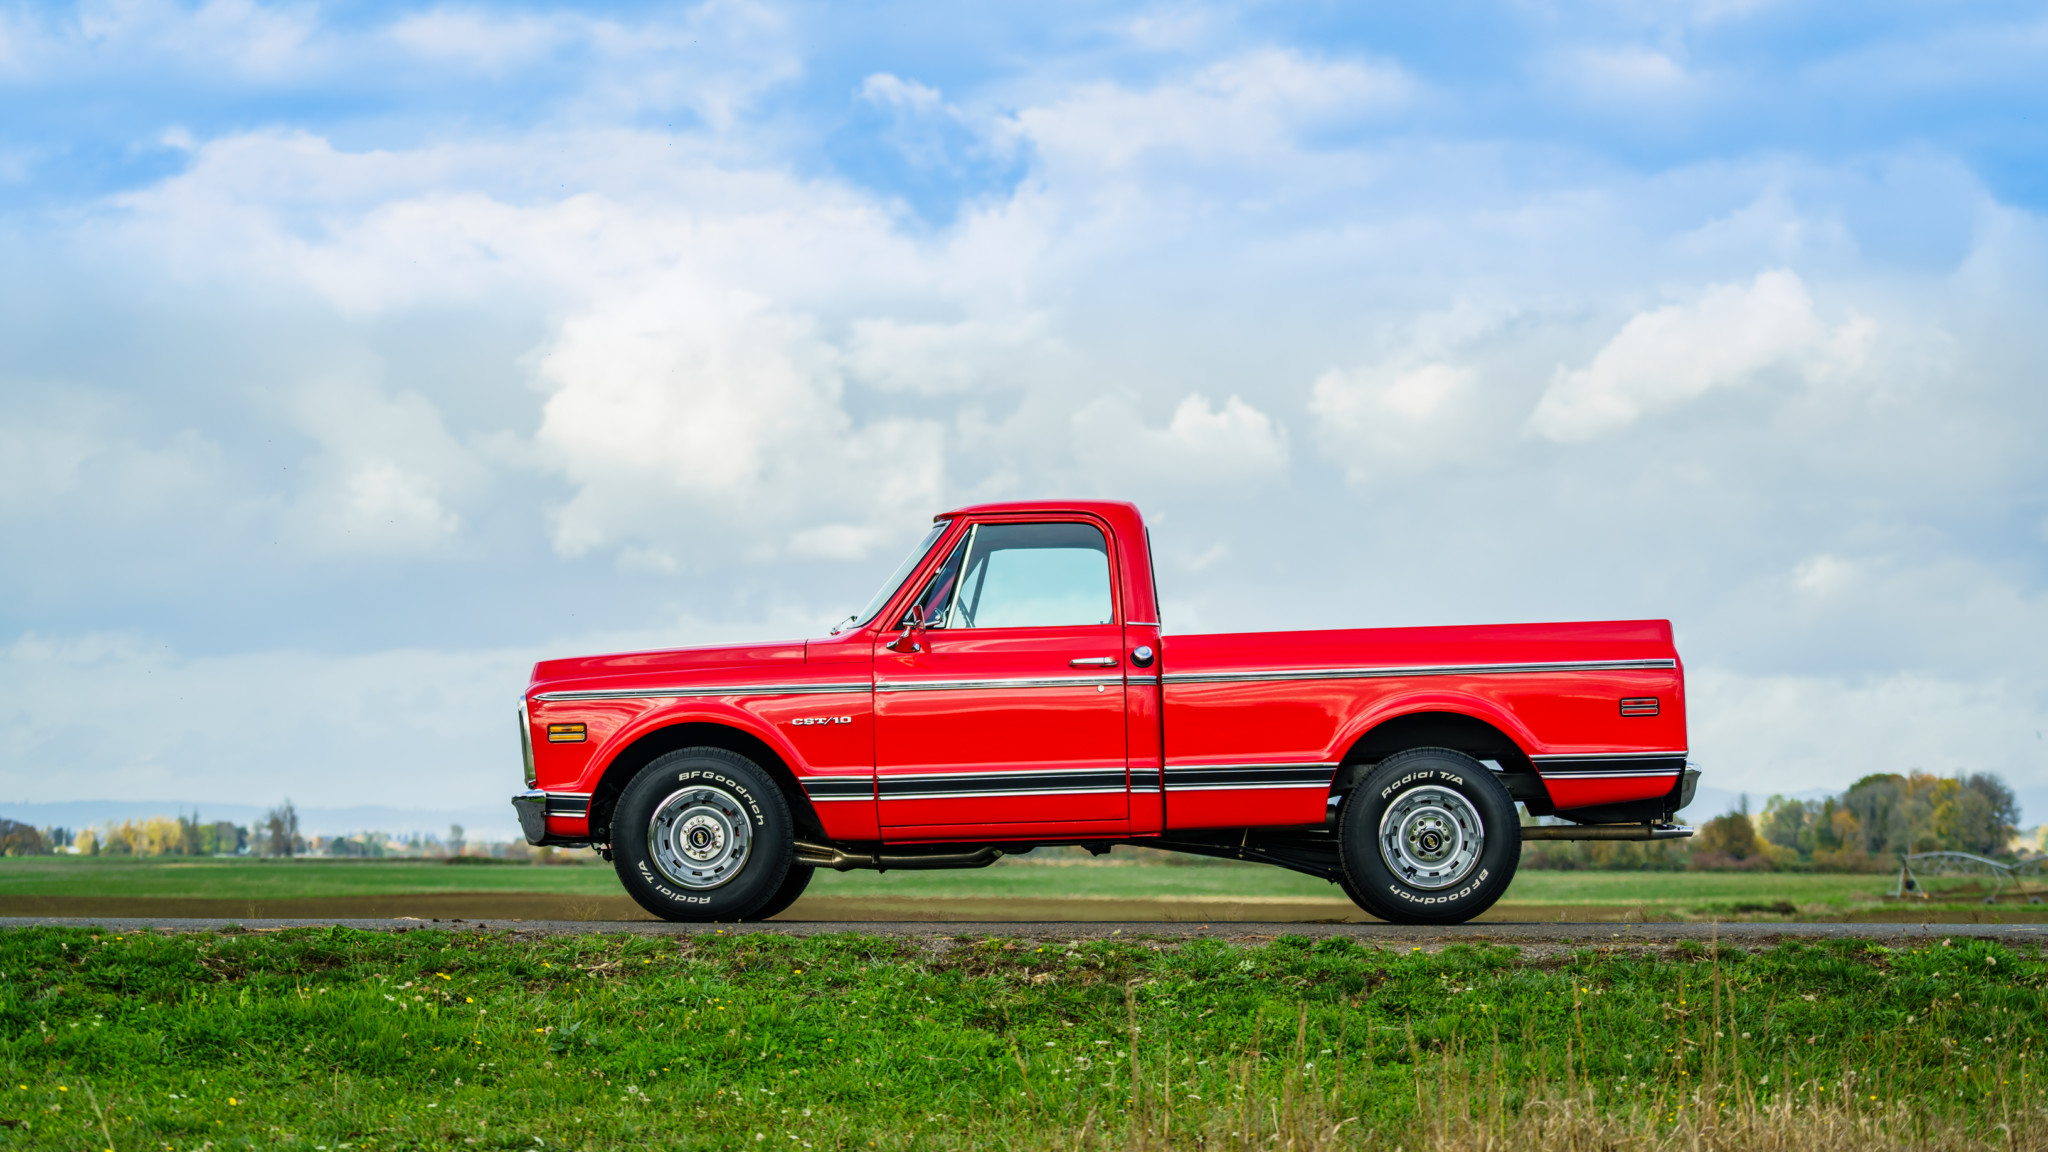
top-left (3, 917), bottom-right (2043, 952)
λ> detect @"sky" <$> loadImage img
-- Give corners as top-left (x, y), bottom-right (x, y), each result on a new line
top-left (2, 0), bottom-right (2047, 834)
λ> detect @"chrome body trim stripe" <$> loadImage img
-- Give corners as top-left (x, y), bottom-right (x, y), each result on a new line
top-left (875, 676), bottom-right (1123, 693)
top-left (1162, 658), bottom-right (1677, 686)
top-left (1534, 769), bottom-right (1684, 779)
top-left (535, 682), bottom-right (870, 702)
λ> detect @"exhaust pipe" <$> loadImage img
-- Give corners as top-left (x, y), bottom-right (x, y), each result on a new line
top-left (1521, 823), bottom-right (1693, 842)
top-left (794, 840), bottom-right (1005, 872)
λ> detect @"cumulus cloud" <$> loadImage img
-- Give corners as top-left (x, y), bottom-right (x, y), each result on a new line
top-left (387, 8), bottom-right (572, 70)
top-left (1309, 362), bottom-right (1475, 479)
top-left (534, 276), bottom-right (944, 564)
top-left (1010, 48), bottom-right (1412, 172)
top-left (73, 0), bottom-right (321, 78)
top-left (1071, 393), bottom-right (1289, 492)
top-left (1526, 270), bottom-right (1875, 441)
top-left (843, 315), bottom-right (1061, 395)
top-left (281, 381), bottom-right (481, 553)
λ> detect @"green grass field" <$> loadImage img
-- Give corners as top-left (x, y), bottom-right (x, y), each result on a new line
top-left (0, 853), bottom-right (2012, 913)
top-left (0, 926), bottom-right (2041, 1150)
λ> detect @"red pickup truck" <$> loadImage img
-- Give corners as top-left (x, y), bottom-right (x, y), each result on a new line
top-left (513, 500), bottom-right (1695, 924)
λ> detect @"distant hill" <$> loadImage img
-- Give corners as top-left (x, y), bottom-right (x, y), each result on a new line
top-left (0, 800), bottom-right (521, 841)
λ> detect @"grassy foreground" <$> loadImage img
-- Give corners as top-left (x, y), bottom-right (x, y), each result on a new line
top-left (1, 926), bottom-right (2043, 1150)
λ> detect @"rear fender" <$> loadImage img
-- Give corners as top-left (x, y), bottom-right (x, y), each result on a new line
top-left (1326, 693), bottom-right (1549, 809)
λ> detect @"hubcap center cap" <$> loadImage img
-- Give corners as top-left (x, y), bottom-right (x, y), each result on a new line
top-left (679, 815), bottom-right (725, 861)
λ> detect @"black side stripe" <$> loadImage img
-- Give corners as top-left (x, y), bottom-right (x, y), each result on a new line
top-left (1163, 763), bottom-right (1337, 791)
top-left (1532, 753), bottom-right (1687, 776)
top-left (879, 770), bottom-right (1129, 800)
top-left (801, 777), bottom-right (874, 801)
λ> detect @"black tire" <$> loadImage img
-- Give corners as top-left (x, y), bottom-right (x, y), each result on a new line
top-left (1338, 747), bottom-right (1519, 925)
top-left (744, 864), bottom-right (815, 921)
top-left (611, 747), bottom-right (795, 922)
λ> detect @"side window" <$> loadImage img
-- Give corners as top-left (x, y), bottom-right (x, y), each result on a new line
top-left (939, 522), bottom-right (1114, 629)
top-left (904, 532), bottom-right (970, 627)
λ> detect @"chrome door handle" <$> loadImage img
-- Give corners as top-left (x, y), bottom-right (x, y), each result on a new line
top-left (1069, 656), bottom-right (1118, 667)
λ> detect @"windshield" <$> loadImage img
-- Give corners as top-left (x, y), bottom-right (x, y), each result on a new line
top-left (838, 519), bottom-right (952, 631)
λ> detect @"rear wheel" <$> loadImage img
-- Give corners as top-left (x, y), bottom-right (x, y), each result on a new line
top-left (611, 747), bottom-right (795, 922)
top-left (1338, 747), bottom-right (1519, 925)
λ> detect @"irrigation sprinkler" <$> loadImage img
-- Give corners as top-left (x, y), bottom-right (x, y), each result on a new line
top-left (1893, 852), bottom-right (2046, 904)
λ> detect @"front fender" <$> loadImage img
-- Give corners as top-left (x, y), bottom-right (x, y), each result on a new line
top-left (571, 699), bottom-right (813, 794)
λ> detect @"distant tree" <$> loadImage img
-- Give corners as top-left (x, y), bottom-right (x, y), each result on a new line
top-left (1690, 809), bottom-right (1771, 871)
top-left (1759, 796), bottom-right (1818, 855)
top-left (1955, 774), bottom-right (2020, 855)
top-left (0, 819), bottom-right (49, 856)
top-left (1841, 774), bottom-right (1908, 854)
top-left (265, 800), bottom-right (300, 858)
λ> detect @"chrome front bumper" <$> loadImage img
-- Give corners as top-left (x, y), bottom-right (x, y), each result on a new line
top-left (511, 789), bottom-right (593, 847)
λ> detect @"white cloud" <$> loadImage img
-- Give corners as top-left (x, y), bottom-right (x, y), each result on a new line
top-left (1553, 46), bottom-right (1695, 100)
top-left (1071, 393), bottom-right (1288, 490)
top-left (844, 315), bottom-right (1060, 395)
top-left (0, 399), bottom-right (221, 519)
top-left (860, 72), bottom-right (945, 114)
top-left (74, 0), bottom-right (320, 78)
top-left (388, 8), bottom-right (572, 71)
top-left (1526, 269), bottom-right (1875, 441)
top-left (282, 381), bottom-right (481, 554)
top-left (1309, 361), bottom-right (1475, 479)
top-left (1010, 48), bottom-right (1412, 172)
top-left (534, 275), bottom-right (945, 564)
top-left (1790, 552), bottom-right (1860, 598)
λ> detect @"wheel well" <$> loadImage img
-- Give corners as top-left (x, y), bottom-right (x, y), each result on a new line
top-left (586, 723), bottom-right (825, 846)
top-left (1331, 711), bottom-right (1547, 811)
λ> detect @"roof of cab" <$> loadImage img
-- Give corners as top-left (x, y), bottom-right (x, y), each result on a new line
top-left (935, 499), bottom-right (1142, 524)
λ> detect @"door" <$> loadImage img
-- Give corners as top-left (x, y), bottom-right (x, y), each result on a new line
top-left (875, 519), bottom-right (1130, 834)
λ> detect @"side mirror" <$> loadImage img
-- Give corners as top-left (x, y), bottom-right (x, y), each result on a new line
top-left (886, 605), bottom-right (925, 652)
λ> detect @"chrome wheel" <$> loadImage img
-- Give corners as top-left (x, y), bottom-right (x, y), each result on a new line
top-left (647, 784), bottom-right (752, 890)
top-left (1378, 785), bottom-right (1485, 890)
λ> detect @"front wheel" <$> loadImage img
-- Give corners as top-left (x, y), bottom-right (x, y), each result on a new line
top-left (745, 864), bottom-right (815, 921)
top-left (612, 747), bottom-right (795, 922)
top-left (1338, 747), bottom-right (1520, 925)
